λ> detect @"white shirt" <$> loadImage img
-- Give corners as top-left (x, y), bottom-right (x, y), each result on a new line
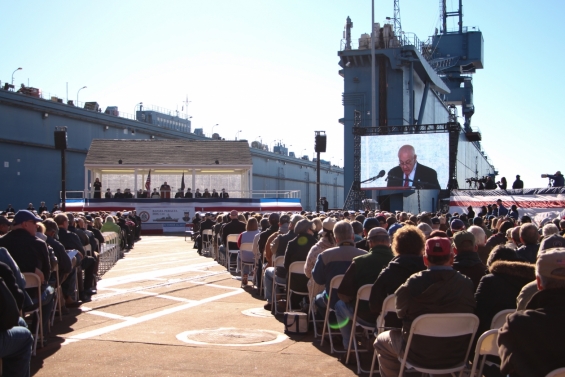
top-left (404, 162), bottom-right (418, 187)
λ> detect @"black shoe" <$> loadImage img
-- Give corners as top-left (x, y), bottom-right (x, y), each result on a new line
top-left (86, 288), bottom-right (97, 295)
top-left (263, 303), bottom-right (272, 311)
top-left (79, 293), bottom-right (92, 303)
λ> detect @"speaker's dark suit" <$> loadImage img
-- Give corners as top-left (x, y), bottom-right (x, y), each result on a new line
top-left (386, 163), bottom-right (441, 189)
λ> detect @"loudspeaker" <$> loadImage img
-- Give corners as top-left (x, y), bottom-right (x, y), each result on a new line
top-left (315, 134), bottom-right (327, 153)
top-left (54, 130), bottom-right (67, 150)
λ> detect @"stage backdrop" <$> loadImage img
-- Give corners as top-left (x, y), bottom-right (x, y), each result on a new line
top-left (360, 133), bottom-right (449, 189)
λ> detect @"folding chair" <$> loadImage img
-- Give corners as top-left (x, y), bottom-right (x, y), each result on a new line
top-left (286, 261), bottom-right (308, 312)
top-left (271, 256), bottom-right (286, 315)
top-left (226, 234), bottom-right (239, 271)
top-left (490, 308), bottom-right (514, 329)
top-left (23, 272), bottom-right (43, 356)
top-left (547, 368), bottom-right (565, 377)
top-left (320, 274), bottom-right (345, 354)
top-left (369, 294), bottom-right (397, 377)
top-left (50, 264), bottom-right (63, 327)
top-left (346, 284), bottom-right (377, 374)
top-left (398, 313), bottom-right (479, 377)
top-left (309, 284), bottom-right (324, 338)
top-left (201, 229), bottom-right (213, 256)
top-left (239, 242), bottom-right (255, 287)
top-left (469, 329), bottom-right (499, 377)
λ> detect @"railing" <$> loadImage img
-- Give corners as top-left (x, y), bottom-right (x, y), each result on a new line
top-left (99, 232), bottom-right (121, 275)
top-left (80, 190), bottom-right (300, 199)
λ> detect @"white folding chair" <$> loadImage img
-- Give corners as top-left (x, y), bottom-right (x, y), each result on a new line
top-left (369, 294), bottom-right (397, 377)
top-left (469, 329), bottom-right (499, 377)
top-left (271, 256), bottom-right (286, 315)
top-left (286, 261), bottom-right (308, 312)
top-left (23, 272), bottom-right (43, 356)
top-left (239, 242), bottom-right (255, 287)
top-left (398, 313), bottom-right (479, 377)
top-left (50, 265), bottom-right (63, 326)
top-left (320, 274), bottom-right (345, 354)
top-left (345, 284), bottom-right (377, 374)
top-left (490, 308), bottom-right (514, 329)
top-left (547, 368), bottom-right (565, 377)
top-left (201, 229), bottom-right (213, 256)
top-left (226, 234), bottom-right (239, 271)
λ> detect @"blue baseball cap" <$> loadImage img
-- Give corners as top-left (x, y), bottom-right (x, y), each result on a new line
top-left (13, 210), bottom-right (42, 225)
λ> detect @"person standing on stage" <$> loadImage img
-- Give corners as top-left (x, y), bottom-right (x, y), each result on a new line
top-left (93, 178), bottom-right (102, 198)
top-left (512, 175), bottom-right (524, 189)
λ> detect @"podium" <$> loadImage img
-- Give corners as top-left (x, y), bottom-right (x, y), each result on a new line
top-left (160, 188), bottom-right (171, 198)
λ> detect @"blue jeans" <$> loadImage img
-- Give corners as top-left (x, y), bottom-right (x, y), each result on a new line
top-left (0, 318), bottom-right (33, 377)
top-left (263, 267), bottom-right (286, 304)
top-left (335, 300), bottom-right (375, 349)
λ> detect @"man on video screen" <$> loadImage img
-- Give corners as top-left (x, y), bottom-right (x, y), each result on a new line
top-left (386, 145), bottom-right (441, 189)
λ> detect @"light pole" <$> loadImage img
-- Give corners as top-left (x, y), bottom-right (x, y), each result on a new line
top-left (77, 86), bottom-right (87, 106)
top-left (11, 67), bottom-right (22, 85)
top-left (235, 130), bottom-right (242, 140)
top-left (211, 124), bottom-right (219, 138)
top-left (134, 102), bottom-right (143, 119)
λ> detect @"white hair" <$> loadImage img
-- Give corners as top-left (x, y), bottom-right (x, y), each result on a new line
top-left (468, 225), bottom-right (486, 246)
top-left (543, 223), bottom-right (560, 237)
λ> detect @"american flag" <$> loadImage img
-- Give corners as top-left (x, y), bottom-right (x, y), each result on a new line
top-left (145, 169), bottom-right (151, 192)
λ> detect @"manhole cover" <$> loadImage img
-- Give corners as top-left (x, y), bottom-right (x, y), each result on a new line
top-left (241, 307), bottom-right (272, 318)
top-left (176, 327), bottom-right (287, 347)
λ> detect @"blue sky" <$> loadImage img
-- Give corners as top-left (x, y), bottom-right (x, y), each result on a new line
top-left (2, 0), bottom-right (562, 189)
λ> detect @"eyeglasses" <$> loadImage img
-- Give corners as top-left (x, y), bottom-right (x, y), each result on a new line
top-left (399, 159), bottom-right (414, 167)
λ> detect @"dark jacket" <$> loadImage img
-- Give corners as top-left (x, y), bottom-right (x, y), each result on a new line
top-left (515, 243), bottom-right (539, 264)
top-left (283, 233), bottom-right (316, 291)
top-left (274, 229), bottom-right (296, 278)
top-left (386, 162), bottom-right (440, 189)
top-left (46, 235), bottom-right (72, 278)
top-left (221, 219), bottom-right (246, 249)
top-left (258, 224), bottom-right (279, 256)
top-left (355, 238), bottom-right (370, 252)
top-left (485, 232), bottom-right (507, 250)
top-left (0, 229), bottom-right (51, 280)
top-left (369, 255), bottom-right (426, 318)
top-left (0, 261), bottom-right (24, 310)
top-left (475, 260), bottom-right (534, 338)
top-left (452, 251), bottom-right (487, 290)
top-left (395, 268), bottom-right (476, 369)
top-left (338, 244), bottom-right (393, 321)
top-left (57, 228), bottom-right (86, 255)
top-left (498, 288), bottom-right (565, 377)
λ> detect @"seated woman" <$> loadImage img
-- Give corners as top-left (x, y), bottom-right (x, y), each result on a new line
top-left (237, 218), bottom-right (259, 285)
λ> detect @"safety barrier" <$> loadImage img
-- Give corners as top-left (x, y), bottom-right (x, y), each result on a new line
top-left (99, 232), bottom-right (122, 275)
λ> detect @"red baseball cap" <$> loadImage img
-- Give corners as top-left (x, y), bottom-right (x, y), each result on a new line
top-left (425, 237), bottom-right (452, 256)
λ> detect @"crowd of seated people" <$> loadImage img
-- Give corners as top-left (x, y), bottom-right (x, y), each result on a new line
top-left (189, 200), bottom-right (565, 376)
top-left (0, 204), bottom-right (142, 375)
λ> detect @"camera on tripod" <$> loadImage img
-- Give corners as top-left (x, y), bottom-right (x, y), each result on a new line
top-left (465, 177), bottom-right (487, 184)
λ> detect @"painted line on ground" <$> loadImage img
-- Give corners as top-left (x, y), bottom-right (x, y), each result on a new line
top-left (63, 288), bottom-right (244, 343)
top-left (97, 261), bottom-right (218, 288)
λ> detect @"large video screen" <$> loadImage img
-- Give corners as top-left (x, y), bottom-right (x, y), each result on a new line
top-left (360, 133), bottom-right (449, 190)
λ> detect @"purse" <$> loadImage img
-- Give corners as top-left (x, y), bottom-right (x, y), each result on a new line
top-left (283, 311), bottom-right (308, 334)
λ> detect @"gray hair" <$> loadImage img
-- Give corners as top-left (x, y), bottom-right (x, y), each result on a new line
top-left (333, 220), bottom-right (354, 243)
top-left (294, 219), bottom-right (314, 235)
top-left (105, 216), bottom-right (115, 223)
top-left (468, 225), bottom-right (486, 246)
top-left (543, 223), bottom-right (560, 237)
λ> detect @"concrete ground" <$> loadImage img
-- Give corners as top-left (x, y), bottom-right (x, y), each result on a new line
top-left (31, 235), bottom-right (375, 376)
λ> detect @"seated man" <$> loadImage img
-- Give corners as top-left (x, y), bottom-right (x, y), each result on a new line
top-left (335, 227), bottom-right (392, 349)
top-left (452, 230), bottom-right (487, 290)
top-left (374, 236), bottom-right (475, 377)
top-left (312, 221), bottom-right (366, 314)
top-left (0, 261), bottom-right (33, 377)
top-left (498, 248), bottom-right (565, 376)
